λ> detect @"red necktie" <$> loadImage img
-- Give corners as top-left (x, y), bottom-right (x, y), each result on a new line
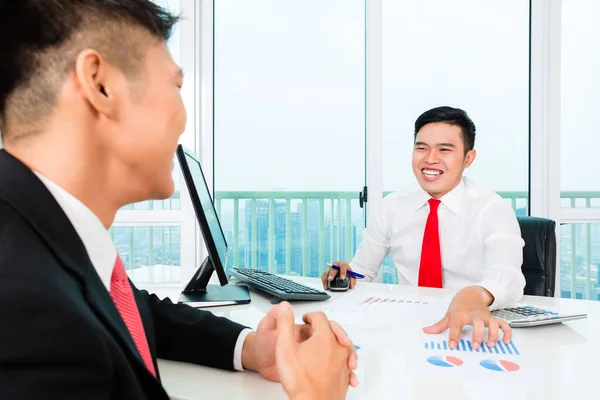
top-left (418, 199), bottom-right (443, 288)
top-left (110, 255), bottom-right (156, 377)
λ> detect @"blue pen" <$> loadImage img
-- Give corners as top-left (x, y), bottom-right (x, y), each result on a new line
top-left (326, 263), bottom-right (365, 279)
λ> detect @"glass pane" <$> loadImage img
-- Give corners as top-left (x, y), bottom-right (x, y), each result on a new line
top-left (110, 225), bottom-right (182, 286)
top-left (560, 224), bottom-right (600, 301)
top-left (382, 0), bottom-right (529, 207)
top-left (128, 0), bottom-right (184, 211)
top-left (214, 0), bottom-right (366, 278)
top-left (561, 0), bottom-right (600, 209)
top-left (381, 0), bottom-right (529, 284)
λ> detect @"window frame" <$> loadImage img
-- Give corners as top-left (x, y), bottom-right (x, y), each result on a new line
top-left (119, 0), bottom-right (600, 298)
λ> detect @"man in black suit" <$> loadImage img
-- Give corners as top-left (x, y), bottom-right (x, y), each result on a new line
top-left (0, 1), bottom-right (357, 399)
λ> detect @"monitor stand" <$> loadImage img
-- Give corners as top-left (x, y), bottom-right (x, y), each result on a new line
top-left (178, 257), bottom-right (251, 307)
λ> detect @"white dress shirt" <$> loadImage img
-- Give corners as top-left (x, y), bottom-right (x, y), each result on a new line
top-left (35, 172), bottom-right (250, 371)
top-left (350, 177), bottom-right (526, 309)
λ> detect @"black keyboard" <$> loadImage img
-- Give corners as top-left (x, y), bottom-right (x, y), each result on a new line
top-left (229, 268), bottom-right (331, 301)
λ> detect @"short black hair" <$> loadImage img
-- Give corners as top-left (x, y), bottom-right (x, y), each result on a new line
top-left (414, 106), bottom-right (476, 154)
top-left (0, 0), bottom-right (179, 140)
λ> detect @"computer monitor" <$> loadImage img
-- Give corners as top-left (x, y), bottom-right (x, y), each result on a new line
top-left (176, 145), bottom-right (250, 306)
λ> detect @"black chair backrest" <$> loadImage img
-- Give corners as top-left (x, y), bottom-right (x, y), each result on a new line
top-left (517, 216), bottom-right (556, 297)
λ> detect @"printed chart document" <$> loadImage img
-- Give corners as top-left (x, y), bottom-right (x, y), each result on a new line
top-left (316, 291), bottom-right (450, 360)
top-left (325, 290), bottom-right (449, 324)
top-left (404, 327), bottom-right (546, 387)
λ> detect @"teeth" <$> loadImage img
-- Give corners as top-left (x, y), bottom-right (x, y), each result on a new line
top-left (423, 169), bottom-right (442, 177)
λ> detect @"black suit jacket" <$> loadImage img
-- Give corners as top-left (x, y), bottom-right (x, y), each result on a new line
top-left (0, 150), bottom-right (247, 399)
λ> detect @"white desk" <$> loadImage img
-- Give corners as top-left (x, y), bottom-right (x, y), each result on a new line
top-left (157, 278), bottom-right (600, 400)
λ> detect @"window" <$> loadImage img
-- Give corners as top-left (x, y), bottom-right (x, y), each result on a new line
top-left (560, 224), bottom-right (600, 301)
top-left (128, 0), bottom-right (184, 212)
top-left (112, 0), bottom-right (197, 287)
top-left (213, 0), bottom-right (366, 277)
top-left (560, 0), bottom-right (600, 300)
top-left (382, 0), bottom-right (530, 204)
top-left (381, 0), bottom-right (530, 282)
top-left (111, 225), bottom-right (182, 287)
top-left (561, 0), bottom-right (600, 207)
top-left (109, 0), bottom-right (599, 299)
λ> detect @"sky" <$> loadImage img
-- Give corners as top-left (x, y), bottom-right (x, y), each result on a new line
top-left (1, 0), bottom-right (596, 194)
top-left (205, 0), bottom-right (599, 193)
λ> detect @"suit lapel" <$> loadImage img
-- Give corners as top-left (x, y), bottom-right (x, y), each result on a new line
top-left (0, 150), bottom-right (150, 376)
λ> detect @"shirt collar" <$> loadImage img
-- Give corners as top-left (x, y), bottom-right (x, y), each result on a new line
top-left (415, 178), bottom-right (466, 215)
top-left (34, 172), bottom-right (117, 291)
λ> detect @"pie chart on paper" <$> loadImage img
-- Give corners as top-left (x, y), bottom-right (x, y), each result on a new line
top-left (480, 359), bottom-right (520, 372)
top-left (426, 355), bottom-right (464, 367)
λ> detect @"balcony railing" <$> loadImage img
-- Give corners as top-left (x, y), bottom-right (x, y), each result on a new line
top-left (214, 190), bottom-right (600, 301)
top-left (112, 190), bottom-right (600, 300)
top-left (215, 191), bottom-right (361, 277)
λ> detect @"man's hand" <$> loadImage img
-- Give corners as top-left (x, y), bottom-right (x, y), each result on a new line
top-left (423, 286), bottom-right (512, 350)
top-left (321, 261), bottom-right (357, 290)
top-left (241, 302), bottom-right (358, 389)
top-left (275, 302), bottom-right (354, 400)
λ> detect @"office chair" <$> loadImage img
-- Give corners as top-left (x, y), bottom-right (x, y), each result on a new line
top-left (516, 216), bottom-right (557, 297)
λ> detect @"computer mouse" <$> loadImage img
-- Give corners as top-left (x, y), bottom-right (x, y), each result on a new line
top-left (329, 276), bottom-right (350, 292)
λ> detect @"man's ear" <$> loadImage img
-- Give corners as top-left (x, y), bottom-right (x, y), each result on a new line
top-left (73, 49), bottom-right (118, 118)
top-left (464, 149), bottom-right (476, 168)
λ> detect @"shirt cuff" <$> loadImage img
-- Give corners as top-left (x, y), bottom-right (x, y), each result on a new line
top-left (476, 281), bottom-right (506, 311)
top-left (233, 328), bottom-right (253, 371)
top-left (348, 262), bottom-right (374, 282)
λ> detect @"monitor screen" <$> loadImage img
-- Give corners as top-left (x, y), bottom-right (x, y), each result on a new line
top-left (185, 153), bottom-right (228, 265)
top-left (176, 145), bottom-right (229, 285)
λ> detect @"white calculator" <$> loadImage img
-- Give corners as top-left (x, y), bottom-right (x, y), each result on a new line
top-left (492, 305), bottom-right (587, 328)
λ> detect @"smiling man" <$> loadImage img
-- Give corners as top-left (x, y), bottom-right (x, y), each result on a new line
top-left (322, 106), bottom-right (526, 351)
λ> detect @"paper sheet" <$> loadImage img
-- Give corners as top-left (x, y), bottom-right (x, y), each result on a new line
top-left (324, 290), bottom-right (449, 324)
top-left (403, 328), bottom-right (544, 385)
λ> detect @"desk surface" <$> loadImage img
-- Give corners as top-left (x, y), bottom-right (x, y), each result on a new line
top-left (156, 278), bottom-right (600, 400)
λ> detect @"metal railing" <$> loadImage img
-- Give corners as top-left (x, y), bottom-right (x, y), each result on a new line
top-left (561, 193), bottom-right (599, 300)
top-left (214, 191), bottom-right (360, 277)
top-left (214, 190), bottom-right (600, 300)
top-left (112, 190), bottom-right (600, 300)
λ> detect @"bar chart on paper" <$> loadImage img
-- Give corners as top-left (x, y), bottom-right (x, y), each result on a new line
top-left (359, 296), bottom-right (430, 305)
top-left (326, 291), bottom-right (447, 320)
top-left (424, 339), bottom-right (520, 356)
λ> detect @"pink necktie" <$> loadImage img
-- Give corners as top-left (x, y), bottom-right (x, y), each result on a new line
top-left (110, 255), bottom-right (156, 377)
top-left (418, 199), bottom-right (443, 288)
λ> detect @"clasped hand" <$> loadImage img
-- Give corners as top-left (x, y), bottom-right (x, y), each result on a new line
top-left (243, 302), bottom-right (358, 400)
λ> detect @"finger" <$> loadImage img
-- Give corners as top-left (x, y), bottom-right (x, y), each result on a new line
top-left (328, 320), bottom-right (352, 347)
top-left (486, 318), bottom-right (499, 348)
top-left (422, 313), bottom-right (450, 334)
top-left (274, 302), bottom-right (299, 384)
top-left (349, 276), bottom-right (357, 289)
top-left (338, 261), bottom-right (351, 280)
top-left (295, 323), bottom-right (313, 342)
top-left (472, 318), bottom-right (485, 350)
top-left (328, 266), bottom-right (339, 281)
top-left (275, 302), bottom-right (298, 349)
top-left (322, 269), bottom-right (332, 288)
top-left (448, 319), bottom-right (463, 350)
top-left (326, 320), bottom-right (358, 371)
top-left (302, 311), bottom-right (333, 333)
top-left (349, 371), bottom-right (359, 388)
top-left (257, 303), bottom-right (280, 332)
top-left (347, 344), bottom-right (358, 370)
top-left (498, 318), bottom-right (512, 344)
